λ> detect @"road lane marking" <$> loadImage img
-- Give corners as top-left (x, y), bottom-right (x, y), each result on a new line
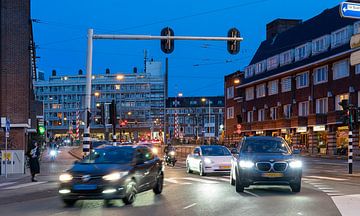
top-left (306, 176), bottom-right (349, 181)
top-left (328, 193), bottom-right (345, 196)
top-left (243, 190), bottom-right (260, 197)
top-left (0, 182), bottom-right (17, 187)
top-left (3, 181), bottom-right (46, 190)
top-left (183, 203), bottom-right (197, 209)
top-left (322, 189), bottom-right (340, 193)
top-left (182, 177), bottom-right (218, 184)
top-left (164, 178), bottom-right (192, 185)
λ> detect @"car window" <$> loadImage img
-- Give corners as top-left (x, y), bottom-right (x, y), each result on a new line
top-left (200, 146), bottom-right (231, 156)
top-left (142, 147), bottom-right (154, 161)
top-left (193, 148), bottom-right (200, 154)
top-left (82, 148), bottom-right (134, 164)
top-left (241, 139), bottom-right (291, 154)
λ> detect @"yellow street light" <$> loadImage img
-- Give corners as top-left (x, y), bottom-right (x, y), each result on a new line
top-left (94, 92), bottom-right (100, 97)
top-left (116, 74), bottom-right (124, 80)
top-left (234, 78), bottom-right (240, 84)
top-left (128, 111), bottom-right (132, 115)
top-left (201, 98), bottom-right (206, 102)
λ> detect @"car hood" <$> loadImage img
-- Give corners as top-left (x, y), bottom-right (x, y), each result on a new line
top-left (203, 156), bottom-right (232, 164)
top-left (239, 153), bottom-right (294, 162)
top-left (68, 163), bottom-right (132, 176)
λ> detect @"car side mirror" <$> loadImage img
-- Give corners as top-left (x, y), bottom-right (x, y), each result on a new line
top-left (231, 149), bottom-right (239, 155)
top-left (293, 149), bottom-right (300, 154)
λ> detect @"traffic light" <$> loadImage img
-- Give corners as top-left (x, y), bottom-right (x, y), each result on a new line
top-left (97, 103), bottom-right (105, 125)
top-left (37, 118), bottom-right (45, 135)
top-left (109, 100), bottom-right (117, 125)
top-left (160, 27), bottom-right (174, 54)
top-left (86, 110), bottom-right (92, 128)
top-left (227, 28), bottom-right (240, 55)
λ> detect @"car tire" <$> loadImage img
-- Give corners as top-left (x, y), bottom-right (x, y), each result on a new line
top-left (235, 170), bottom-right (244, 193)
top-left (199, 163), bottom-right (206, 176)
top-left (62, 199), bottom-right (76, 207)
top-left (153, 172), bottom-right (164, 194)
top-left (104, 199), bottom-right (113, 207)
top-left (230, 169), bottom-right (235, 186)
top-left (123, 180), bottom-right (137, 205)
top-left (290, 180), bottom-right (301, 193)
top-left (186, 162), bottom-right (193, 173)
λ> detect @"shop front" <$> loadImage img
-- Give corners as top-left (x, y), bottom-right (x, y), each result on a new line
top-left (313, 125), bottom-right (327, 154)
top-left (336, 126), bottom-right (349, 155)
top-left (296, 127), bottom-right (308, 151)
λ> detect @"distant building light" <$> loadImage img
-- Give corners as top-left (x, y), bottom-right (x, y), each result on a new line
top-left (92, 75), bottom-right (95, 79)
top-left (234, 79), bottom-right (240, 84)
top-left (178, 92), bottom-right (183, 97)
top-left (116, 75), bottom-right (124, 80)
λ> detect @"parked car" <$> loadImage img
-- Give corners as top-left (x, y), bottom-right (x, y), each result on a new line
top-left (186, 145), bottom-right (232, 176)
top-left (230, 136), bottom-right (302, 193)
top-left (58, 145), bottom-right (164, 206)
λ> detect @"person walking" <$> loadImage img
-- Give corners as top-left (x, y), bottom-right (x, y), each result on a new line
top-left (27, 141), bottom-right (40, 182)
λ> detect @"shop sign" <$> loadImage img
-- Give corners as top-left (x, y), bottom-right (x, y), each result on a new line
top-left (338, 126), bottom-right (349, 131)
top-left (281, 128), bottom-right (288, 133)
top-left (255, 131), bottom-right (264, 135)
top-left (296, 127), bottom-right (307, 133)
top-left (313, 125), bottom-right (326, 132)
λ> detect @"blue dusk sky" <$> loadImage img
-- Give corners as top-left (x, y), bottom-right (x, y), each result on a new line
top-left (31, 0), bottom-right (342, 97)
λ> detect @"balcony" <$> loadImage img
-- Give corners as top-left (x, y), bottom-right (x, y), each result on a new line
top-left (291, 116), bottom-right (308, 127)
top-left (308, 114), bottom-right (327, 126)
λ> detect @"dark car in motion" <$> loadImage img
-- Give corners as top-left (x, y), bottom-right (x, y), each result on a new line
top-left (58, 145), bottom-right (164, 206)
top-left (230, 136), bottom-right (302, 193)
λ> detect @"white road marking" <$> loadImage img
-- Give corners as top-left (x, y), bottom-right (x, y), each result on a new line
top-left (3, 181), bottom-right (46, 190)
top-left (182, 177), bottom-right (218, 184)
top-left (316, 187), bottom-right (335, 190)
top-left (322, 189), bottom-right (340, 193)
top-left (332, 194), bottom-right (360, 215)
top-left (164, 178), bottom-right (192, 185)
top-left (0, 182), bottom-right (17, 187)
top-left (243, 190), bottom-right (260, 197)
top-left (305, 176), bottom-right (348, 181)
top-left (183, 203), bottom-right (197, 210)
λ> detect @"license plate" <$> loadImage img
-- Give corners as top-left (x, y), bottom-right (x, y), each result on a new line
top-left (220, 166), bottom-right (231, 169)
top-left (261, 173), bottom-right (284, 178)
top-left (73, 184), bottom-right (97, 190)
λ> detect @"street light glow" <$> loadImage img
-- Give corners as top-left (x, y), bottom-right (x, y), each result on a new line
top-left (178, 92), bottom-right (183, 97)
top-left (234, 78), bottom-right (240, 84)
top-left (116, 74), bottom-right (124, 80)
top-left (128, 111), bottom-right (132, 115)
top-left (94, 92), bottom-right (100, 97)
top-left (201, 98), bottom-right (206, 102)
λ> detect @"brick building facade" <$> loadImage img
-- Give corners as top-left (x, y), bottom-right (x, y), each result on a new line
top-left (235, 5), bottom-right (360, 156)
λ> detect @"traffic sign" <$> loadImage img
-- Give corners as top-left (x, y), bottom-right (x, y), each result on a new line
top-left (5, 119), bottom-right (10, 138)
top-left (340, 2), bottom-right (360, 19)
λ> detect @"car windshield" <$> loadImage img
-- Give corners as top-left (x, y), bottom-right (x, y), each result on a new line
top-left (201, 146), bottom-right (231, 156)
top-left (241, 139), bottom-right (291, 154)
top-left (81, 148), bottom-right (134, 164)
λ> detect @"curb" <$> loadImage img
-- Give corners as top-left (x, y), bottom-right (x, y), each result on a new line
top-left (68, 148), bottom-right (82, 160)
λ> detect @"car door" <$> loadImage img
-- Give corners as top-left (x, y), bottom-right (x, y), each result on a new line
top-left (142, 147), bottom-right (159, 189)
top-left (190, 148), bottom-right (202, 171)
top-left (134, 148), bottom-right (153, 192)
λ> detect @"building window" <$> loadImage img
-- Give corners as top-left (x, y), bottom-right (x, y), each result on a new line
top-left (333, 59), bottom-right (349, 80)
top-left (227, 107), bottom-right (234, 119)
top-left (299, 101), bottom-right (309, 117)
top-left (295, 43), bottom-right (311, 61)
top-left (255, 60), bottom-right (267, 74)
top-left (313, 66), bottom-right (328, 85)
top-left (245, 65), bottom-right (255, 78)
top-left (256, 84), bottom-right (266, 98)
top-left (270, 107), bottom-right (278, 120)
top-left (312, 35), bottom-right (330, 54)
top-left (245, 87), bottom-right (254, 101)
top-left (268, 80), bottom-right (278, 95)
top-left (331, 26), bottom-right (352, 48)
top-left (355, 64), bottom-right (360, 74)
top-left (267, 55), bottom-right (279, 70)
top-left (281, 76), bottom-right (292, 92)
top-left (227, 86), bottom-right (234, 99)
top-left (296, 72), bottom-right (309, 89)
top-left (190, 101), bottom-right (198, 105)
top-left (279, 50), bottom-right (294, 66)
top-left (247, 111), bottom-right (254, 123)
top-left (335, 93), bottom-right (349, 110)
top-left (316, 98), bottom-right (328, 114)
top-left (283, 104), bottom-right (291, 119)
top-left (358, 91), bottom-right (360, 108)
top-left (258, 109), bottom-right (265, 122)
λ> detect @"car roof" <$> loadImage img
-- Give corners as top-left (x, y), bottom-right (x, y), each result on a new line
top-left (96, 145), bottom-right (142, 151)
top-left (244, 136), bottom-right (284, 141)
top-left (199, 145), bottom-right (227, 148)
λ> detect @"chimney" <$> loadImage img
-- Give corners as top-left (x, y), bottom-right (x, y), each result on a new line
top-left (78, 69), bottom-right (83, 75)
top-left (52, 69), bottom-right (56, 76)
top-left (266, 19), bottom-right (302, 40)
top-left (105, 68), bottom-right (110, 74)
top-left (133, 67), bottom-right (137, 73)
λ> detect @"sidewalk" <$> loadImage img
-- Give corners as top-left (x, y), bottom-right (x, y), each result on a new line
top-left (301, 152), bottom-right (359, 161)
top-left (0, 171), bottom-right (29, 183)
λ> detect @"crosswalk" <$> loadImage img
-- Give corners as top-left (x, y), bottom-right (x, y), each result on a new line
top-left (0, 181), bottom-right (48, 190)
top-left (302, 176), bottom-right (346, 197)
top-left (164, 176), bottom-right (230, 185)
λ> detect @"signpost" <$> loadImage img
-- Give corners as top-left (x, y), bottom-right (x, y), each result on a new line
top-left (340, 2), bottom-right (360, 19)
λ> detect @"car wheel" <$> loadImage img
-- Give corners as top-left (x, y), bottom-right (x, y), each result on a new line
top-left (123, 180), bottom-right (137, 205)
top-left (235, 169), bottom-right (244, 193)
top-left (186, 162), bottom-right (193, 173)
top-left (230, 168), bottom-right (235, 186)
top-left (290, 180), bottom-right (301, 193)
top-left (104, 199), bottom-right (113, 207)
top-left (62, 199), bottom-right (76, 207)
top-left (199, 163), bottom-right (206, 176)
top-left (153, 172), bottom-right (164, 194)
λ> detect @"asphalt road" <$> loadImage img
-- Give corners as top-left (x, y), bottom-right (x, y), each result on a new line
top-left (1, 149), bottom-right (360, 216)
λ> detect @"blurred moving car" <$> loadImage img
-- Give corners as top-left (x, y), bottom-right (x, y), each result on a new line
top-left (137, 142), bottom-right (159, 155)
top-left (230, 136), bottom-right (302, 193)
top-left (58, 145), bottom-right (164, 206)
top-left (186, 145), bottom-right (232, 176)
top-left (91, 140), bottom-right (111, 149)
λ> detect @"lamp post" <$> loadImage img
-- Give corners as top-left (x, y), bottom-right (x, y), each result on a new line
top-left (201, 98), bottom-right (211, 144)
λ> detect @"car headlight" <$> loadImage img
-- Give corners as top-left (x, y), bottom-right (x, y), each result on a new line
top-left (204, 158), bottom-right (213, 164)
top-left (50, 150), bottom-right (57, 156)
top-left (239, 160), bottom-right (254, 168)
top-left (169, 151), bottom-right (176, 156)
top-left (102, 171), bottom-right (128, 181)
top-left (289, 160), bottom-right (302, 168)
top-left (59, 173), bottom-right (73, 182)
top-left (152, 148), bottom-right (158, 155)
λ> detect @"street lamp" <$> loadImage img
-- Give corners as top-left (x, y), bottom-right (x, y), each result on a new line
top-left (94, 92), bottom-right (100, 97)
top-left (116, 74), bottom-right (124, 80)
top-left (201, 98), bottom-right (211, 144)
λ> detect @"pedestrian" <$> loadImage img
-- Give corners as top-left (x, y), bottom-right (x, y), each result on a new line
top-left (26, 141), bottom-right (40, 182)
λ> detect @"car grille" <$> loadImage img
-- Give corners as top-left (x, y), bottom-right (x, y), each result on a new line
top-left (273, 162), bottom-right (287, 172)
top-left (256, 162), bottom-right (271, 171)
top-left (256, 162), bottom-right (288, 172)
